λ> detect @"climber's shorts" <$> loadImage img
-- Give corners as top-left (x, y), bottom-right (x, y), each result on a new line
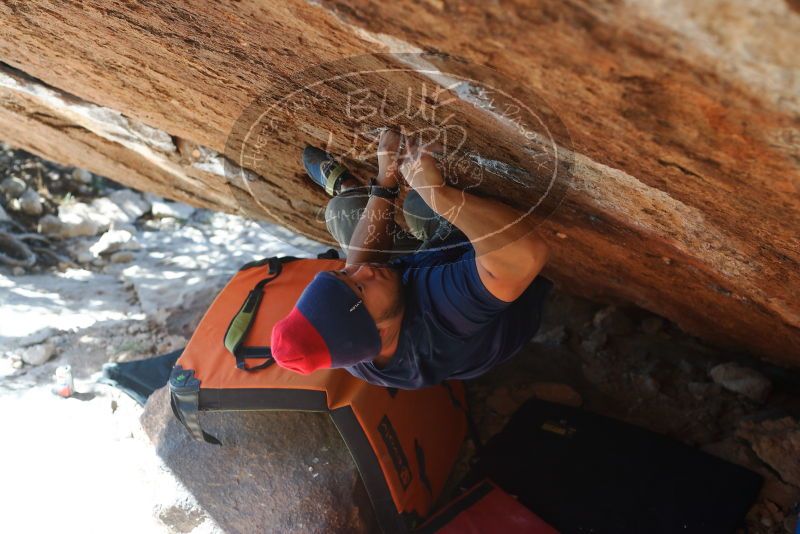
top-left (323, 188), bottom-right (461, 258)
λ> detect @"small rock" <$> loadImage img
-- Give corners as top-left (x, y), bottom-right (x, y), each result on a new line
top-left (0, 203), bottom-right (10, 222)
top-left (12, 266), bottom-right (24, 276)
top-left (89, 197), bottom-right (134, 226)
top-left (19, 189), bottom-right (43, 216)
top-left (593, 306), bottom-right (634, 336)
top-left (20, 341), bottom-right (56, 366)
top-left (709, 362), bottom-right (771, 402)
top-left (109, 250), bottom-right (135, 264)
top-left (71, 168), bottom-right (93, 184)
top-left (532, 325), bottom-right (567, 346)
top-left (52, 198), bottom-right (133, 238)
top-left (55, 203), bottom-right (102, 237)
top-left (38, 214), bottom-right (64, 235)
top-left (89, 229), bottom-right (140, 257)
top-left (640, 316), bottom-right (664, 334)
top-left (0, 176), bottom-right (27, 197)
top-left (151, 200), bottom-right (195, 220)
top-left (0, 357), bottom-right (17, 378)
top-left (581, 329), bottom-right (608, 354)
top-left (109, 189), bottom-right (151, 220)
top-left (529, 382), bottom-right (582, 407)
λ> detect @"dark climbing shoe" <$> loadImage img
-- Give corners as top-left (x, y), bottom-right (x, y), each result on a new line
top-left (302, 146), bottom-right (356, 197)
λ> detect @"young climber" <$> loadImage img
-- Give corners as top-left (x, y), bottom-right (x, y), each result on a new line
top-left (270, 128), bottom-right (552, 389)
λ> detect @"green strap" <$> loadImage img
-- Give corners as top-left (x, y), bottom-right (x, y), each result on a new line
top-left (325, 163), bottom-right (347, 196)
top-left (223, 259), bottom-right (283, 371)
top-left (223, 289), bottom-right (262, 357)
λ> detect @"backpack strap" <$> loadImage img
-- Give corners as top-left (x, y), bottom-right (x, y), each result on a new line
top-left (223, 252), bottom-right (339, 371)
top-left (169, 366), bottom-right (221, 444)
top-left (223, 258), bottom-right (283, 371)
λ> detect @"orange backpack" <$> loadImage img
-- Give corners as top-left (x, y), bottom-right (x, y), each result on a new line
top-left (169, 251), bottom-right (470, 532)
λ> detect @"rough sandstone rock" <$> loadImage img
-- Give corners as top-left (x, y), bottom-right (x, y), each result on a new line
top-left (0, 1), bottom-right (798, 364)
top-left (737, 417), bottom-right (800, 488)
top-left (140, 387), bottom-right (374, 534)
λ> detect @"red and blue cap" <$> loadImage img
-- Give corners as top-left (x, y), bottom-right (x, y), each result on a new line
top-left (270, 271), bottom-right (381, 374)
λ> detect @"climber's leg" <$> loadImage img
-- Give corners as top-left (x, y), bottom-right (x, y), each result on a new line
top-left (305, 145), bottom-right (422, 256)
top-left (324, 186), bottom-right (369, 256)
top-left (325, 187), bottom-right (423, 257)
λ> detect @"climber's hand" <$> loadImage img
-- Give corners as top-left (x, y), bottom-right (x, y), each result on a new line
top-left (400, 133), bottom-right (445, 191)
top-left (375, 128), bottom-right (402, 188)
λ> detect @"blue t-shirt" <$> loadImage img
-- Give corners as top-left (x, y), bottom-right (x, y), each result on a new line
top-left (346, 244), bottom-right (552, 389)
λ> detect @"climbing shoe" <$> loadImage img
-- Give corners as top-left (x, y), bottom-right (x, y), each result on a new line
top-left (302, 146), bottom-right (357, 197)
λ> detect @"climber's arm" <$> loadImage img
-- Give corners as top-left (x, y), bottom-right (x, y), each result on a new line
top-left (403, 150), bottom-right (549, 302)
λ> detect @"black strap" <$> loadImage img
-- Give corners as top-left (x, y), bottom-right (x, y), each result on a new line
top-left (169, 367), bottom-right (220, 445)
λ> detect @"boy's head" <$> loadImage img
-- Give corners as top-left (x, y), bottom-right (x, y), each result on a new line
top-left (271, 264), bottom-right (403, 373)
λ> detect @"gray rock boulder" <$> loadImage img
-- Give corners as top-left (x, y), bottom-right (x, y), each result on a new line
top-left (108, 189), bottom-right (150, 220)
top-left (88, 197), bottom-right (133, 226)
top-left (151, 199), bottom-right (195, 220)
top-left (0, 176), bottom-right (26, 198)
top-left (109, 250), bottom-right (135, 263)
top-left (71, 168), bottom-right (93, 184)
top-left (709, 362), bottom-right (771, 403)
top-left (89, 228), bottom-right (140, 257)
top-left (19, 189), bottom-right (43, 216)
top-left (19, 341), bottom-right (56, 366)
top-left (141, 387), bottom-right (375, 534)
top-left (52, 203), bottom-right (102, 237)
